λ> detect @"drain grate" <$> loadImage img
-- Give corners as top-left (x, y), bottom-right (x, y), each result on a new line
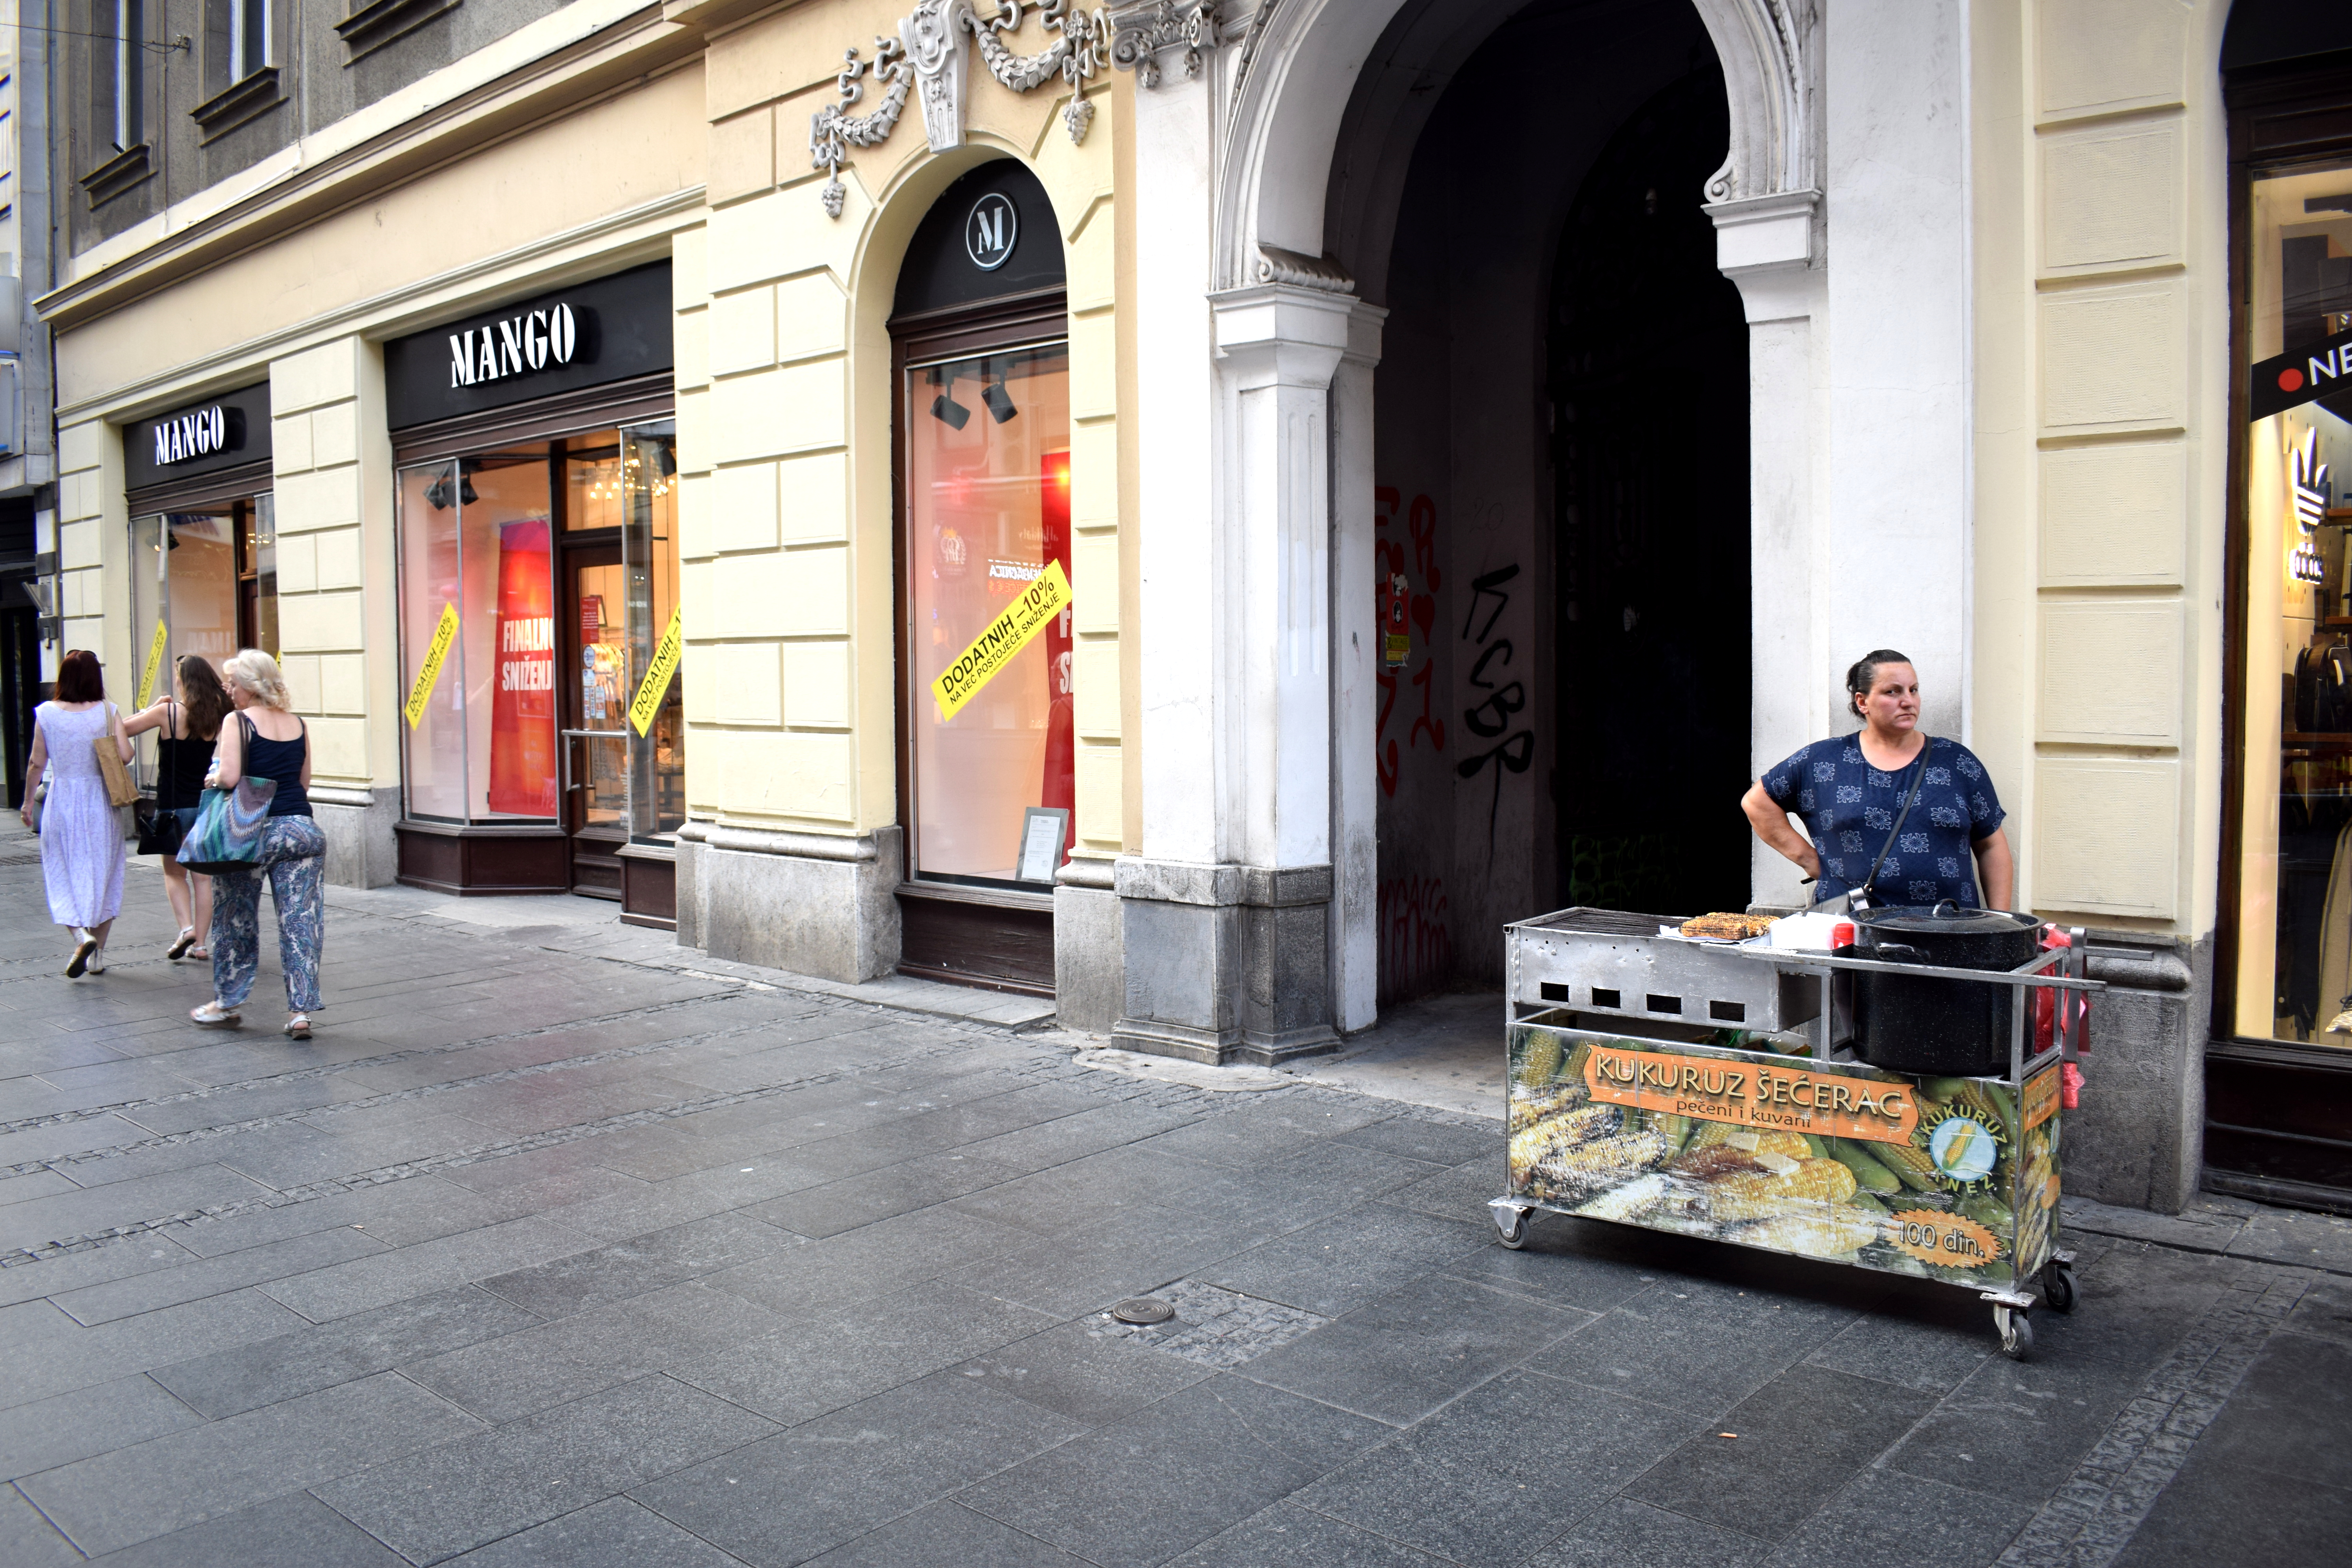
top-left (1111, 1297), bottom-right (1175, 1325)
top-left (1089, 1280), bottom-right (1328, 1368)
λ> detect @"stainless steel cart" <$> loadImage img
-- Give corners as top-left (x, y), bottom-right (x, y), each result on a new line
top-left (1490, 908), bottom-right (2101, 1358)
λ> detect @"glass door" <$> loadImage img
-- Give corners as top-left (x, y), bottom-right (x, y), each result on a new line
top-left (563, 543), bottom-right (629, 897)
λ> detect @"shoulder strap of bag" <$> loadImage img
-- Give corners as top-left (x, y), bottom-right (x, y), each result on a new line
top-left (1856, 740), bottom-right (1931, 904)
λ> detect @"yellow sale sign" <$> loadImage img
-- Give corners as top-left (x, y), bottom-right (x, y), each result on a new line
top-left (628, 606), bottom-right (683, 737)
top-left (931, 559), bottom-right (1070, 722)
top-left (403, 604), bottom-right (460, 729)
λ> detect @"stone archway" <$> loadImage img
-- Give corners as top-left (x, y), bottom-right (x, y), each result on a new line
top-left (1113, 0), bottom-right (1824, 1060)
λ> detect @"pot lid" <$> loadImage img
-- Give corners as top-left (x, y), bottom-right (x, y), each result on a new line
top-left (1855, 902), bottom-right (2042, 936)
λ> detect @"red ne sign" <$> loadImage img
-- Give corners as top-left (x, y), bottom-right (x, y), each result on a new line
top-left (1584, 1045), bottom-right (1920, 1147)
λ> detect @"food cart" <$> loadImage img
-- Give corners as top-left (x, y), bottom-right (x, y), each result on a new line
top-left (1488, 908), bottom-right (2100, 1358)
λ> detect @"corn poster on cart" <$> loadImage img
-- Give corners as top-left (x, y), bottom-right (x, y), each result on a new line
top-left (1488, 909), bottom-right (2100, 1359)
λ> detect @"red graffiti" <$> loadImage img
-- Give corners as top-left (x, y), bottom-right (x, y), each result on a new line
top-left (1408, 495), bottom-right (1441, 588)
top-left (1409, 658), bottom-right (1446, 752)
top-left (1378, 875), bottom-right (1454, 1002)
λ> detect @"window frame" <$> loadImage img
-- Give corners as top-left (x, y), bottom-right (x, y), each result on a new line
top-left (2216, 48), bottom-right (2352, 1058)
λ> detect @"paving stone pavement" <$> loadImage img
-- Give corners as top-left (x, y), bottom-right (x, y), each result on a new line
top-left (2, 825), bottom-right (2348, 1567)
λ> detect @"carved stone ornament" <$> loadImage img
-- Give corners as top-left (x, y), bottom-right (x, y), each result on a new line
top-left (902, 0), bottom-right (970, 153)
top-left (812, 0), bottom-right (1122, 217)
top-left (809, 40), bottom-right (914, 218)
top-left (1108, 0), bottom-right (1218, 89)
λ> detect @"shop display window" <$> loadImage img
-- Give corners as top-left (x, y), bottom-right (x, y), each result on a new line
top-left (127, 495), bottom-right (276, 788)
top-left (2236, 157), bottom-right (2352, 1044)
top-left (902, 345), bottom-right (1073, 886)
top-left (396, 423), bottom-right (682, 834)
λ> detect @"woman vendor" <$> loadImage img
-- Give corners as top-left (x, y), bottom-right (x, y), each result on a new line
top-left (1740, 649), bottom-right (2014, 909)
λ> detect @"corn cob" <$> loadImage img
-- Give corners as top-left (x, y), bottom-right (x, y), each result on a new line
top-left (1528, 1129), bottom-right (1667, 1200)
top-left (1516, 1033), bottom-right (1564, 1087)
top-left (1960, 1193), bottom-right (2016, 1233)
top-left (1687, 1123), bottom-right (1813, 1163)
top-left (1508, 1084), bottom-right (1588, 1127)
top-left (1508, 1102), bottom-right (1622, 1183)
top-left (1737, 1209), bottom-right (1884, 1258)
top-left (1574, 1172), bottom-right (1671, 1223)
top-left (1876, 1140), bottom-right (1945, 1192)
top-left (1702, 1157), bottom-right (1858, 1221)
top-left (1826, 1140), bottom-right (1904, 1193)
top-left (1657, 1113), bottom-right (1699, 1158)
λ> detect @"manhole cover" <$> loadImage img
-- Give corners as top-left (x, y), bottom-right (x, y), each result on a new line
top-left (1111, 1297), bottom-right (1176, 1325)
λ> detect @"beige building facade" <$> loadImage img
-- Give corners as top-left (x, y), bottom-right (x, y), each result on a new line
top-left (33, 0), bottom-right (2352, 1215)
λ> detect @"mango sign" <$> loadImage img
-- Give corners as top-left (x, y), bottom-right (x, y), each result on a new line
top-left (1583, 1045), bottom-right (1920, 1146)
top-left (931, 560), bottom-right (1070, 722)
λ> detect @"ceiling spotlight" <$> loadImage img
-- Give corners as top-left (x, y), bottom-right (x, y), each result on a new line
top-left (982, 381), bottom-right (1017, 423)
top-left (931, 392), bottom-right (971, 430)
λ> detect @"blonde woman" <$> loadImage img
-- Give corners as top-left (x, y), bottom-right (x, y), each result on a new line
top-left (191, 650), bottom-right (326, 1037)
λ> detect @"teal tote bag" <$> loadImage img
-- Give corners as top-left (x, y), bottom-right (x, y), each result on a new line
top-left (176, 776), bottom-right (277, 874)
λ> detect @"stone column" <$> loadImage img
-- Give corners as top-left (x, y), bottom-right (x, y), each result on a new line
top-left (1706, 189), bottom-right (1825, 913)
top-left (1113, 280), bottom-right (1353, 1065)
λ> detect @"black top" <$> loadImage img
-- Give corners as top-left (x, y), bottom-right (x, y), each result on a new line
top-left (240, 714), bottom-right (312, 818)
top-left (154, 704), bottom-right (216, 810)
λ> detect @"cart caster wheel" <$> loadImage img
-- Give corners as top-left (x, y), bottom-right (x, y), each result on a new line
top-left (1490, 1202), bottom-right (1532, 1250)
top-left (2040, 1260), bottom-right (2077, 1315)
top-left (1994, 1305), bottom-right (2034, 1360)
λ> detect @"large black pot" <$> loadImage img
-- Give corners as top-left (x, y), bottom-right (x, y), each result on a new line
top-left (1850, 902), bottom-right (2044, 1076)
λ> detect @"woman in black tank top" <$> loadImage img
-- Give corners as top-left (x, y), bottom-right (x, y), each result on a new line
top-left (123, 656), bottom-right (230, 962)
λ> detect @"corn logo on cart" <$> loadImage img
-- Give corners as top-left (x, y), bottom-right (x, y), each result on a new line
top-left (1490, 909), bottom-right (2096, 1359)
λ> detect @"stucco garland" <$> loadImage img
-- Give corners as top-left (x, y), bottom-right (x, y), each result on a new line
top-left (810, 0), bottom-right (1171, 216)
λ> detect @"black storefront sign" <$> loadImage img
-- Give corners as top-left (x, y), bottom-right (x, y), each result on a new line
top-left (385, 262), bottom-right (673, 430)
top-left (2250, 323), bottom-right (2352, 421)
top-left (123, 382), bottom-right (271, 492)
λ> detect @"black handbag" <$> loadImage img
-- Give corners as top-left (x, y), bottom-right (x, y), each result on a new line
top-left (135, 797), bottom-right (185, 857)
top-left (135, 699), bottom-right (191, 857)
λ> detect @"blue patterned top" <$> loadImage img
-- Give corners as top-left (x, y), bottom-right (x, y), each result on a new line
top-left (1760, 734), bottom-right (2006, 907)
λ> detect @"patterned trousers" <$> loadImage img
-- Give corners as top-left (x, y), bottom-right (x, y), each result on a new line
top-left (210, 817), bottom-right (327, 1012)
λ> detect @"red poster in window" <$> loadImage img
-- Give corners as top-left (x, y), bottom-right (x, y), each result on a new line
top-left (1039, 450), bottom-right (1074, 833)
top-left (488, 518), bottom-right (557, 817)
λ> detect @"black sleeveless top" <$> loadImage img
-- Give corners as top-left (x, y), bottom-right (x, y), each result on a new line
top-left (240, 714), bottom-right (312, 818)
top-left (154, 704), bottom-right (216, 810)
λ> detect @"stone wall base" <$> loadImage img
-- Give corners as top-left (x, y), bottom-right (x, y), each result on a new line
top-left (1054, 858), bottom-right (1122, 1033)
top-left (674, 823), bottom-right (902, 984)
top-left (310, 787), bottom-right (399, 889)
top-left (2067, 929), bottom-right (2209, 1215)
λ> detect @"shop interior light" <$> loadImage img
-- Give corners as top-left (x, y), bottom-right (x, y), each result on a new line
top-left (983, 380), bottom-right (1018, 423)
top-left (929, 365), bottom-right (972, 430)
top-left (424, 468), bottom-right (479, 511)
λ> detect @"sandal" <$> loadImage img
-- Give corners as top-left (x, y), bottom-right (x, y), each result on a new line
top-left (189, 946), bottom-right (209, 961)
top-left (284, 1014), bottom-right (312, 1040)
top-left (190, 1000), bottom-right (241, 1027)
top-left (167, 927), bottom-right (196, 961)
top-left (85, 951), bottom-right (107, 975)
top-left (65, 937), bottom-right (96, 979)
